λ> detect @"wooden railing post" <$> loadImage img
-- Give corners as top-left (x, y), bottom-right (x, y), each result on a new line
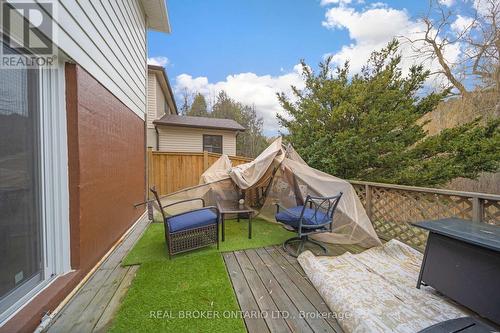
top-left (203, 150), bottom-right (209, 171)
top-left (147, 147), bottom-right (153, 199)
top-left (472, 197), bottom-right (483, 222)
top-left (365, 184), bottom-right (373, 220)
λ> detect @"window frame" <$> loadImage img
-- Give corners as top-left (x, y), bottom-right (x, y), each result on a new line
top-left (0, 50), bottom-right (70, 324)
top-left (202, 134), bottom-right (223, 154)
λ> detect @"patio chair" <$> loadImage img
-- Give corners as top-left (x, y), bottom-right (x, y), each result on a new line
top-left (150, 187), bottom-right (220, 258)
top-left (275, 193), bottom-right (343, 257)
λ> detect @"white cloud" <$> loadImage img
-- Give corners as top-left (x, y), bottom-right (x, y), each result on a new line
top-left (451, 15), bottom-right (475, 34)
top-left (147, 56), bottom-right (169, 67)
top-left (175, 66), bottom-right (305, 135)
top-left (320, 0), bottom-right (352, 6)
top-left (438, 0), bottom-right (455, 7)
top-left (321, 2), bottom-right (461, 89)
top-left (473, 0), bottom-right (494, 16)
top-left (369, 2), bottom-right (388, 9)
top-left (322, 6), bottom-right (411, 44)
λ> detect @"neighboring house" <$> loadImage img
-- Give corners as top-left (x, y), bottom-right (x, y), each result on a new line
top-left (146, 64), bottom-right (178, 148)
top-left (153, 115), bottom-right (245, 156)
top-left (0, 1), bottom-right (170, 332)
top-left (146, 68), bottom-right (245, 156)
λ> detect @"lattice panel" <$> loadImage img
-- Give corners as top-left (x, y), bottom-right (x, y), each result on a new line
top-left (484, 200), bottom-right (500, 225)
top-left (353, 184), bottom-right (366, 206)
top-left (371, 188), bottom-right (473, 223)
top-left (359, 186), bottom-right (474, 250)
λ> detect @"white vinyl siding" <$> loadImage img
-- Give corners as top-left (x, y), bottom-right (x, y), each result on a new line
top-left (156, 79), bottom-right (167, 117)
top-left (147, 72), bottom-right (157, 128)
top-left (19, 0), bottom-right (147, 119)
top-left (158, 126), bottom-right (237, 156)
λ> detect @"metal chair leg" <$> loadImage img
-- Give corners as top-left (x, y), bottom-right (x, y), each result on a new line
top-left (296, 237), bottom-right (305, 257)
top-left (308, 237), bottom-right (328, 254)
top-left (283, 237), bottom-right (301, 257)
top-left (283, 235), bottom-right (328, 257)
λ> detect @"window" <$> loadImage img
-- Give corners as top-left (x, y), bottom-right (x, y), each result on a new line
top-left (0, 44), bottom-right (43, 319)
top-left (0, 41), bottom-right (70, 324)
top-left (203, 135), bottom-right (223, 154)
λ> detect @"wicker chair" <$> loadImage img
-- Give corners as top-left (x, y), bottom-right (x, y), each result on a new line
top-left (275, 193), bottom-right (343, 257)
top-left (150, 187), bottom-right (219, 258)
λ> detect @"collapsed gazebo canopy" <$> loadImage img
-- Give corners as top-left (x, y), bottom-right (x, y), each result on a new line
top-left (157, 137), bottom-right (381, 248)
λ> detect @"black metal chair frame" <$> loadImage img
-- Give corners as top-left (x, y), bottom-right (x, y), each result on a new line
top-left (276, 192), bottom-right (343, 257)
top-left (150, 187), bottom-right (220, 258)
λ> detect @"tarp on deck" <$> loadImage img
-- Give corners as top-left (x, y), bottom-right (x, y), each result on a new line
top-left (155, 137), bottom-right (381, 248)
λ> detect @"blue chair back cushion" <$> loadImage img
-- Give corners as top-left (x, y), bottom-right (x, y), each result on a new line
top-left (275, 206), bottom-right (329, 229)
top-left (167, 209), bottom-right (218, 233)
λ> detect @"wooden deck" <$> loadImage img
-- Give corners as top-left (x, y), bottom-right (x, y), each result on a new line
top-left (223, 245), bottom-right (361, 333)
top-left (47, 214), bottom-right (150, 333)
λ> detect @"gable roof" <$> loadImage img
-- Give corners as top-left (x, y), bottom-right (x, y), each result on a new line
top-left (154, 114), bottom-right (246, 131)
top-left (148, 65), bottom-right (178, 115)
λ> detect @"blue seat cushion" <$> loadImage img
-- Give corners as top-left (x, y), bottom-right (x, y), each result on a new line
top-left (275, 206), bottom-right (329, 229)
top-left (167, 209), bottom-right (218, 233)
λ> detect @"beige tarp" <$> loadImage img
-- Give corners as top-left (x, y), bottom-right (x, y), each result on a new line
top-left (157, 137), bottom-right (381, 248)
top-left (199, 154), bottom-right (232, 184)
top-left (298, 240), bottom-right (467, 332)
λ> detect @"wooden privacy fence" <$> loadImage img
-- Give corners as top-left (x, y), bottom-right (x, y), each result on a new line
top-left (350, 180), bottom-right (500, 250)
top-left (147, 149), bottom-right (252, 196)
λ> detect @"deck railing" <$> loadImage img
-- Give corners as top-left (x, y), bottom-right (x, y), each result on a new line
top-left (350, 180), bottom-right (500, 250)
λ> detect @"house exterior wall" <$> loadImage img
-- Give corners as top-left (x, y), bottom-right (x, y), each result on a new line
top-left (66, 64), bottom-right (146, 272)
top-left (0, 62), bottom-right (147, 333)
top-left (26, 0), bottom-right (147, 118)
top-left (147, 128), bottom-right (157, 149)
top-left (156, 78), bottom-right (168, 116)
top-left (157, 126), bottom-right (238, 156)
top-left (147, 72), bottom-right (157, 129)
top-left (0, 1), bottom-right (154, 330)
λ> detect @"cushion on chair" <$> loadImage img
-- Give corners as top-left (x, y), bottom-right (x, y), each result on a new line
top-left (275, 206), bottom-right (329, 228)
top-left (167, 209), bottom-right (218, 233)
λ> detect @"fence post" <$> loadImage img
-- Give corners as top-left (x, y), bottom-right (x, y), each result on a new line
top-left (365, 184), bottom-right (373, 220)
top-left (472, 197), bottom-right (483, 222)
top-left (203, 150), bottom-right (209, 171)
top-left (147, 147), bottom-right (153, 199)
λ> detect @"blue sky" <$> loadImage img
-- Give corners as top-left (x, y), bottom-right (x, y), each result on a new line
top-left (147, 0), bottom-right (468, 134)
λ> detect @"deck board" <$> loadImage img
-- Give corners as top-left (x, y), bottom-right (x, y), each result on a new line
top-left (93, 265), bottom-right (139, 333)
top-left (244, 249), bottom-right (313, 333)
top-left (47, 214), bottom-right (149, 333)
top-left (223, 252), bottom-right (270, 333)
top-left (264, 247), bottom-right (343, 332)
top-left (224, 245), bottom-right (355, 333)
top-left (233, 250), bottom-right (291, 333)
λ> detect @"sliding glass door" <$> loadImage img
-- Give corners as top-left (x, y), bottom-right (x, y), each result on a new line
top-left (0, 42), bottom-right (43, 318)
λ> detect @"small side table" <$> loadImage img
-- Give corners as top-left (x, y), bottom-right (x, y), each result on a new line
top-left (216, 200), bottom-right (254, 241)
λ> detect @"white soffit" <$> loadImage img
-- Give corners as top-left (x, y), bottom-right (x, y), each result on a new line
top-left (140, 0), bottom-right (171, 33)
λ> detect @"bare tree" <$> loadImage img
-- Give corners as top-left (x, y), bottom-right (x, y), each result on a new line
top-left (179, 88), bottom-right (195, 115)
top-left (404, 0), bottom-right (499, 98)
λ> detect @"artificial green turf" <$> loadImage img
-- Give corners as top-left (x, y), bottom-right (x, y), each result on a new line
top-left (108, 253), bottom-right (246, 333)
top-left (122, 217), bottom-right (291, 265)
top-left (109, 218), bottom-right (291, 333)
